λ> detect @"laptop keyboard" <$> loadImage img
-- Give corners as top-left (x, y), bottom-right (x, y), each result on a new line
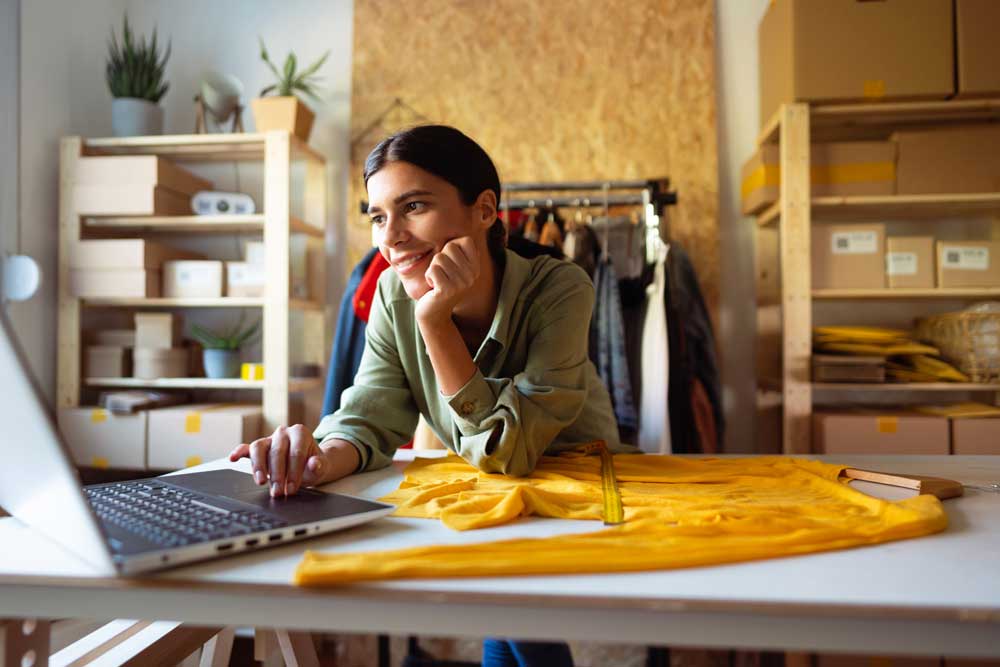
top-left (85, 480), bottom-right (288, 550)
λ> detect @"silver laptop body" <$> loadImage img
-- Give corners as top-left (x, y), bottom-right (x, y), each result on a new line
top-left (0, 310), bottom-right (394, 575)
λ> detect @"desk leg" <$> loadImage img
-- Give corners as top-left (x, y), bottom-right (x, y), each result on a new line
top-left (275, 630), bottom-right (320, 667)
top-left (2, 618), bottom-right (51, 667)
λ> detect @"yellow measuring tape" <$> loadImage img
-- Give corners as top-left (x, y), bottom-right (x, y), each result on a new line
top-left (563, 441), bottom-right (624, 526)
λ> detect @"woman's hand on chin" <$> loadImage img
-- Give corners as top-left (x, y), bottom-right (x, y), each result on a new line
top-left (415, 236), bottom-right (480, 326)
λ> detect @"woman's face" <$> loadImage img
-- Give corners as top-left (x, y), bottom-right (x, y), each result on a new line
top-left (366, 160), bottom-right (492, 300)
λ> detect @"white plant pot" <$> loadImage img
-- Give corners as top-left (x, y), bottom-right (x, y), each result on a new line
top-left (111, 97), bottom-right (164, 137)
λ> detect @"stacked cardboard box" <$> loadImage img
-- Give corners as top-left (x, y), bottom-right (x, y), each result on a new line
top-left (70, 239), bottom-right (203, 298)
top-left (133, 313), bottom-right (187, 379)
top-left (74, 155), bottom-right (212, 216)
top-left (886, 237), bottom-right (935, 289)
top-left (812, 224), bottom-right (886, 289)
top-left (57, 407), bottom-right (148, 469)
top-left (146, 403), bottom-right (263, 470)
top-left (813, 410), bottom-right (950, 455)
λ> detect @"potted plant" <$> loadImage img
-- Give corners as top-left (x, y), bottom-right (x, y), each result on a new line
top-left (190, 316), bottom-right (261, 379)
top-left (106, 15), bottom-right (171, 137)
top-left (251, 38), bottom-right (329, 142)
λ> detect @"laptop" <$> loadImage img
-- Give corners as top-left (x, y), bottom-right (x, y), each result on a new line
top-left (0, 310), bottom-right (395, 575)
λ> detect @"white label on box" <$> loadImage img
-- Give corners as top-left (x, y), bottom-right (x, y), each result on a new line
top-left (177, 268), bottom-right (196, 284)
top-left (229, 263), bottom-right (266, 286)
top-left (887, 252), bottom-right (918, 276)
top-left (832, 231), bottom-right (878, 255)
top-left (942, 246), bottom-right (989, 271)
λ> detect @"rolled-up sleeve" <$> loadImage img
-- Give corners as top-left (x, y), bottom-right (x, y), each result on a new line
top-left (444, 279), bottom-right (594, 476)
top-left (313, 279), bottom-right (418, 472)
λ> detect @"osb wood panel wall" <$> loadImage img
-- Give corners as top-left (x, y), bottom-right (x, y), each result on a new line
top-left (349, 0), bottom-right (719, 315)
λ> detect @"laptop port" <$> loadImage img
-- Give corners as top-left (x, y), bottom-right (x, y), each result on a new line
top-left (216, 543), bottom-right (233, 552)
top-left (268, 533), bottom-right (282, 542)
top-left (294, 528), bottom-right (307, 537)
top-left (245, 538), bottom-right (259, 547)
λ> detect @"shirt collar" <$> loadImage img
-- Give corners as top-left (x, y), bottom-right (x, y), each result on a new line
top-left (478, 248), bottom-right (530, 356)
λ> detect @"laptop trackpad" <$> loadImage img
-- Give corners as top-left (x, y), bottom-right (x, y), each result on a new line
top-left (163, 469), bottom-right (391, 522)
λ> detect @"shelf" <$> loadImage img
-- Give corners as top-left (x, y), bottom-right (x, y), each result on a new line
top-left (813, 382), bottom-right (999, 392)
top-left (85, 377), bottom-right (323, 392)
top-left (82, 215), bottom-right (323, 238)
top-left (757, 192), bottom-right (1000, 226)
top-left (812, 287), bottom-right (1000, 300)
top-left (758, 99), bottom-right (1000, 146)
top-left (81, 298), bottom-right (324, 309)
top-left (83, 132), bottom-right (325, 164)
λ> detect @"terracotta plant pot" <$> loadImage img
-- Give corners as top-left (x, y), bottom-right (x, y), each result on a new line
top-left (250, 96), bottom-right (315, 142)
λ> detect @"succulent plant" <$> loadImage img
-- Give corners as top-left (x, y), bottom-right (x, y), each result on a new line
top-left (258, 37), bottom-right (329, 103)
top-left (106, 14), bottom-right (171, 103)
top-left (190, 316), bottom-right (261, 351)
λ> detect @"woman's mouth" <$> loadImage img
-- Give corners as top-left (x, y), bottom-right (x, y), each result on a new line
top-left (394, 250), bottom-right (432, 276)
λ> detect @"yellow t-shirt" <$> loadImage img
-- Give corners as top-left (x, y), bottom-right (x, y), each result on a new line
top-left (294, 453), bottom-right (947, 586)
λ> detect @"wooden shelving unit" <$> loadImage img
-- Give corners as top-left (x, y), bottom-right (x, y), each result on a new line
top-left (57, 131), bottom-right (329, 432)
top-left (752, 101), bottom-right (1000, 454)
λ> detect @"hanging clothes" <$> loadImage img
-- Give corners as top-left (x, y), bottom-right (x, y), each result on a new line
top-left (538, 216), bottom-right (563, 249)
top-left (294, 451), bottom-right (948, 585)
top-left (320, 248), bottom-right (389, 417)
top-left (664, 244), bottom-right (724, 454)
top-left (562, 221), bottom-right (599, 277)
top-left (590, 257), bottom-right (638, 431)
top-left (638, 244), bottom-right (670, 454)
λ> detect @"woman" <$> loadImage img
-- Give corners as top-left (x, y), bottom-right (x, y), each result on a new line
top-left (230, 125), bottom-right (633, 667)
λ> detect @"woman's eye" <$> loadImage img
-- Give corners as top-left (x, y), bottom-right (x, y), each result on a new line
top-left (370, 215), bottom-right (385, 226)
top-left (405, 201), bottom-right (425, 212)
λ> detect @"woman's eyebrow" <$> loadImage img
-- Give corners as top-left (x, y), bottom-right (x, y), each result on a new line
top-left (367, 189), bottom-right (435, 215)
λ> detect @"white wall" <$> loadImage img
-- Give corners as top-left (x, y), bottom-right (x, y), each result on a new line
top-left (1, 0), bottom-right (18, 266)
top-left (715, 0), bottom-right (771, 453)
top-left (16, 0), bottom-right (354, 403)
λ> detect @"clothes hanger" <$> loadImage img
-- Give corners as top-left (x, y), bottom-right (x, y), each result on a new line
top-left (841, 468), bottom-right (964, 500)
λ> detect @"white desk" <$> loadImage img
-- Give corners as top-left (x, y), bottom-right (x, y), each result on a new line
top-left (1, 454), bottom-right (999, 658)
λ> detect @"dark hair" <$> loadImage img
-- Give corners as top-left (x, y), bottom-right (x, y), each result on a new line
top-left (364, 125), bottom-right (507, 263)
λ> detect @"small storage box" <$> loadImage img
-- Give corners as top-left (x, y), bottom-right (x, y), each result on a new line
top-left (133, 347), bottom-right (188, 379)
top-left (813, 411), bottom-right (950, 455)
top-left (812, 224), bottom-right (886, 289)
top-left (92, 329), bottom-right (136, 347)
top-left (85, 346), bottom-right (131, 378)
top-left (74, 184), bottom-right (192, 217)
top-left (893, 125), bottom-right (1000, 195)
top-left (163, 261), bottom-right (225, 298)
top-left (76, 155), bottom-right (213, 197)
top-left (956, 0), bottom-right (1000, 98)
top-left (71, 240), bottom-right (201, 270)
top-left (57, 407), bottom-right (147, 470)
top-left (147, 404), bottom-right (263, 470)
top-left (70, 269), bottom-right (160, 298)
top-left (886, 237), bottom-right (935, 289)
top-left (135, 313), bottom-right (179, 349)
top-left (225, 261), bottom-right (266, 297)
top-left (936, 241), bottom-right (1000, 288)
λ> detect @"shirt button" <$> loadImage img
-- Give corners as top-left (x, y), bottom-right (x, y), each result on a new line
top-left (460, 401), bottom-right (476, 416)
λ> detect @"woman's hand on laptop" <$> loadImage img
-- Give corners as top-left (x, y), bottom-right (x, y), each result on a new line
top-left (228, 425), bottom-right (360, 497)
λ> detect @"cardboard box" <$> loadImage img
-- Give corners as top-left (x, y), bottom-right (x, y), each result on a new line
top-left (71, 240), bottom-right (202, 270)
top-left (57, 407), bottom-right (147, 469)
top-left (73, 184), bottom-right (192, 216)
top-left (759, 0), bottom-right (953, 127)
top-left (956, 0), bottom-right (1000, 98)
top-left (813, 411), bottom-right (950, 455)
top-left (75, 155), bottom-right (213, 197)
top-left (245, 241), bottom-right (265, 265)
top-left (812, 224), bottom-right (886, 289)
top-left (741, 142), bottom-right (896, 215)
top-left (146, 404), bottom-right (263, 470)
top-left (886, 237), bottom-right (935, 289)
top-left (952, 418), bottom-right (1000, 454)
top-left (936, 241), bottom-right (1000, 288)
top-left (85, 346), bottom-right (130, 378)
top-left (133, 347), bottom-right (188, 379)
top-left (894, 125), bottom-right (1000, 195)
top-left (163, 260), bottom-right (225, 298)
top-left (92, 329), bottom-right (136, 347)
top-left (70, 269), bottom-right (160, 298)
top-left (225, 261), bottom-right (266, 297)
top-left (135, 313), bottom-right (178, 349)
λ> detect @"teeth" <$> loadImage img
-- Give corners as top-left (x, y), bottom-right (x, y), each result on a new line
top-left (398, 252), bottom-right (428, 269)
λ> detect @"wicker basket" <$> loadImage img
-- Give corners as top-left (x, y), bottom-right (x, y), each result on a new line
top-left (915, 307), bottom-right (1000, 383)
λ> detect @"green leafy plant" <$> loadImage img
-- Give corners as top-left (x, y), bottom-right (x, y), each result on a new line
top-left (190, 316), bottom-right (261, 351)
top-left (257, 37), bottom-right (329, 103)
top-left (106, 14), bottom-right (171, 102)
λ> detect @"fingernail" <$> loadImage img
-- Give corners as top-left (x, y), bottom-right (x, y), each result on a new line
top-left (285, 481), bottom-right (294, 495)
top-left (271, 482), bottom-right (279, 497)
top-left (255, 471), bottom-right (265, 485)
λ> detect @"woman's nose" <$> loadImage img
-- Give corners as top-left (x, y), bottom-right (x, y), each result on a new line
top-left (380, 214), bottom-right (409, 245)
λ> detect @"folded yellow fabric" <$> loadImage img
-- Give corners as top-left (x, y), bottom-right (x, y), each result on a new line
top-left (294, 453), bottom-right (947, 586)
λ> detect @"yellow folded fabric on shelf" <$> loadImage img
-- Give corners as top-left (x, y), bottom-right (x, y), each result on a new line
top-left (294, 453), bottom-right (947, 586)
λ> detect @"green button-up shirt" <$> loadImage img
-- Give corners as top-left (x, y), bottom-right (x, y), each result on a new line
top-left (313, 249), bottom-right (636, 476)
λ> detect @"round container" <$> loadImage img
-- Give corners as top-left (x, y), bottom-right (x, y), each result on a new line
top-left (203, 349), bottom-right (241, 379)
top-left (111, 97), bottom-right (164, 137)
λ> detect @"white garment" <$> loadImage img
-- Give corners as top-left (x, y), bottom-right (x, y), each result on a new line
top-left (638, 244), bottom-right (671, 454)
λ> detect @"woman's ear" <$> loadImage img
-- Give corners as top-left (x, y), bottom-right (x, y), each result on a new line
top-left (475, 189), bottom-right (498, 230)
